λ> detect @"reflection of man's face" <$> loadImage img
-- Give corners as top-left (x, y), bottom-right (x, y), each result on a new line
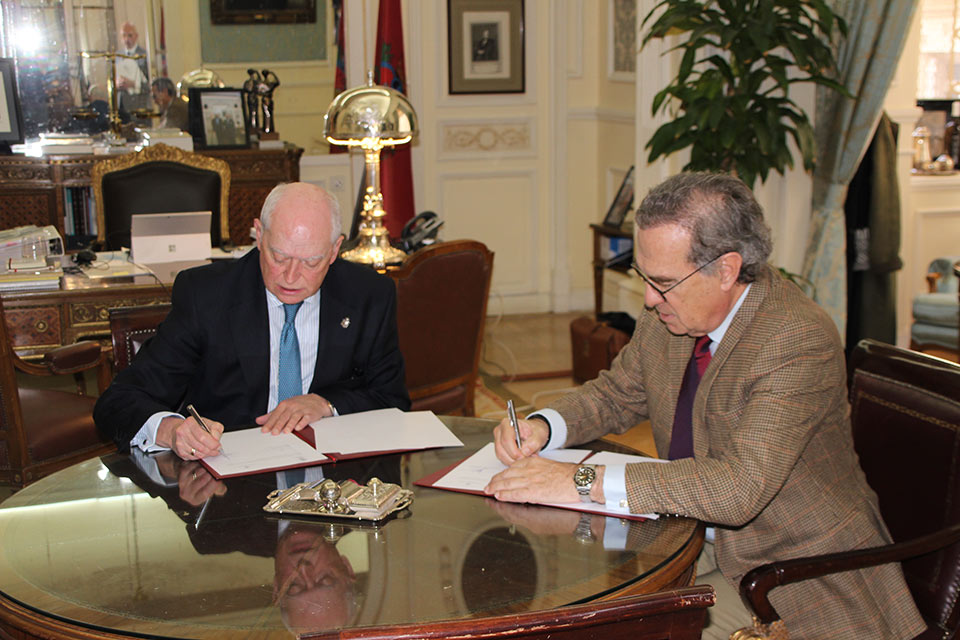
top-left (274, 526), bottom-right (357, 632)
top-left (121, 24), bottom-right (138, 50)
top-left (151, 87), bottom-right (171, 109)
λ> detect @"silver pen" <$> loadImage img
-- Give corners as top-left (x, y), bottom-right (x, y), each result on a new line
top-left (507, 399), bottom-right (522, 449)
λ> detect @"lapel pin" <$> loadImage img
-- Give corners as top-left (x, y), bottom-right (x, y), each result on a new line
top-left (341, 317), bottom-right (351, 328)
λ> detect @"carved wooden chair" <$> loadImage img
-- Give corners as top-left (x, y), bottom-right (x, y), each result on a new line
top-left (108, 304), bottom-right (172, 372)
top-left (301, 585), bottom-right (715, 640)
top-left (387, 240), bottom-right (494, 416)
top-left (734, 339), bottom-right (960, 639)
top-left (0, 297), bottom-right (114, 487)
top-left (91, 142), bottom-right (231, 251)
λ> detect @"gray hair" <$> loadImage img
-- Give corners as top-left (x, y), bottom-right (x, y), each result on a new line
top-left (635, 172), bottom-right (772, 284)
top-left (260, 182), bottom-right (342, 246)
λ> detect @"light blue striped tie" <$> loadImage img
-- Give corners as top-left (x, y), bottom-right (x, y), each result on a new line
top-left (278, 302), bottom-right (303, 402)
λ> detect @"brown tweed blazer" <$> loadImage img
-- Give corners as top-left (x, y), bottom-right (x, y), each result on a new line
top-left (550, 265), bottom-right (925, 639)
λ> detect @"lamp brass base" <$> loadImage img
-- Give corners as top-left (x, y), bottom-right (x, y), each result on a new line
top-left (340, 241), bottom-right (406, 268)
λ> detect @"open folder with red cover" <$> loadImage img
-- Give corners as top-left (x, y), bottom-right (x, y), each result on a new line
top-left (415, 443), bottom-right (664, 521)
top-left (200, 408), bottom-right (463, 479)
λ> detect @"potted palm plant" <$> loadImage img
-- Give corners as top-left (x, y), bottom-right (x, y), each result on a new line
top-left (641, 0), bottom-right (848, 189)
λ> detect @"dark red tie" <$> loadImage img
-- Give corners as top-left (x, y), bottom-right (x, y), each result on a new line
top-left (668, 336), bottom-right (712, 460)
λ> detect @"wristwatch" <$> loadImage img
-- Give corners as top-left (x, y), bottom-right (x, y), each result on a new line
top-left (573, 464), bottom-right (596, 503)
top-left (574, 513), bottom-right (597, 544)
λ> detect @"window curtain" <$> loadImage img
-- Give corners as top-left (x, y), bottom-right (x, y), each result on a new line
top-left (802, 0), bottom-right (918, 336)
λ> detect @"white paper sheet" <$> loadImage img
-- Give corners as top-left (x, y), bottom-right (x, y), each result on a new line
top-left (428, 442), bottom-right (662, 520)
top-left (201, 408), bottom-right (463, 478)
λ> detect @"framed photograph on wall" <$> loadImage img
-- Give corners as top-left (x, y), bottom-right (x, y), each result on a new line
top-left (210, 0), bottom-right (316, 24)
top-left (189, 88), bottom-right (250, 149)
top-left (448, 0), bottom-right (524, 94)
top-left (0, 59), bottom-right (25, 146)
top-left (603, 166), bottom-right (635, 228)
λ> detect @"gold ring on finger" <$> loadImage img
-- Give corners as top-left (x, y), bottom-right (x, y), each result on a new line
top-left (191, 447), bottom-right (196, 457)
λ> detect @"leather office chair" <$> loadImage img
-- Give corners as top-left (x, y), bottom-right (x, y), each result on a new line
top-left (911, 256), bottom-right (959, 362)
top-left (387, 240), bottom-right (494, 416)
top-left (91, 143), bottom-right (231, 251)
top-left (0, 297), bottom-right (115, 487)
top-left (734, 339), bottom-right (960, 640)
top-left (108, 304), bottom-right (172, 372)
top-left (301, 585), bottom-right (715, 640)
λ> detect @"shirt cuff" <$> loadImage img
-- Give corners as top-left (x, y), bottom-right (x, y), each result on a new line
top-left (526, 408), bottom-right (567, 451)
top-left (131, 411), bottom-right (183, 452)
top-left (603, 463), bottom-right (630, 511)
top-left (603, 515), bottom-right (630, 550)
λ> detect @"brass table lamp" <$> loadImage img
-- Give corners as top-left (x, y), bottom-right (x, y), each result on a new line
top-left (323, 72), bottom-right (418, 267)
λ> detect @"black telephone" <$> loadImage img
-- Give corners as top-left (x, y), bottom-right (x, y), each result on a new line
top-left (401, 211), bottom-right (443, 253)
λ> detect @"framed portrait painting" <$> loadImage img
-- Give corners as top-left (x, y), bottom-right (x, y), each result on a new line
top-left (603, 166), bottom-right (635, 229)
top-left (0, 59), bottom-right (25, 146)
top-left (448, 0), bottom-right (525, 94)
top-left (189, 88), bottom-right (250, 150)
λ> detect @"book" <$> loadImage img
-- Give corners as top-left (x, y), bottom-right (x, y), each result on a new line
top-left (200, 408), bottom-right (464, 479)
top-left (415, 443), bottom-right (666, 521)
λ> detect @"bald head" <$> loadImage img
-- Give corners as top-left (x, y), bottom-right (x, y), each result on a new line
top-left (255, 183), bottom-right (344, 304)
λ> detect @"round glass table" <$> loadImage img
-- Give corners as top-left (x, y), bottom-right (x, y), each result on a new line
top-left (0, 416), bottom-right (703, 639)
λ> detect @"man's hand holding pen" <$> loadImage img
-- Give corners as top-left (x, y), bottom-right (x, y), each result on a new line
top-left (157, 410), bottom-right (224, 460)
top-left (485, 413), bottom-right (605, 505)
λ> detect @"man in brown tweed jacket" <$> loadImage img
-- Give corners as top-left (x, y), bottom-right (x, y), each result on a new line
top-left (485, 172), bottom-right (925, 639)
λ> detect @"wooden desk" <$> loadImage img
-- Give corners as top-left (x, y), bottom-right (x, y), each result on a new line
top-left (0, 417), bottom-right (703, 640)
top-left (0, 145), bottom-right (303, 247)
top-left (590, 223), bottom-right (633, 316)
top-left (2, 271), bottom-right (172, 359)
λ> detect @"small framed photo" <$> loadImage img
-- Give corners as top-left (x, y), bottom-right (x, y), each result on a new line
top-left (448, 0), bottom-right (524, 94)
top-left (189, 88), bottom-right (250, 149)
top-left (0, 59), bottom-right (25, 145)
top-left (603, 166), bottom-right (635, 228)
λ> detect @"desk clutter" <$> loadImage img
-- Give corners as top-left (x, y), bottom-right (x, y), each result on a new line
top-left (0, 225), bottom-right (65, 291)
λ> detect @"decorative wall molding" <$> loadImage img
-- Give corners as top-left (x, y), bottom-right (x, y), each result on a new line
top-left (439, 119), bottom-right (535, 158)
top-left (436, 169), bottom-right (540, 297)
top-left (568, 106), bottom-right (635, 125)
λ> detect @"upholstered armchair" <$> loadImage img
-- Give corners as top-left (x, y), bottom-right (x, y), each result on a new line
top-left (387, 240), bottom-right (494, 416)
top-left (91, 143), bottom-right (231, 251)
top-left (911, 256), bottom-right (959, 361)
top-left (733, 340), bottom-right (960, 640)
top-left (0, 297), bottom-right (115, 487)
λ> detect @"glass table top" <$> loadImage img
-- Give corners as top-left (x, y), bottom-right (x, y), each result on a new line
top-left (0, 417), bottom-right (699, 639)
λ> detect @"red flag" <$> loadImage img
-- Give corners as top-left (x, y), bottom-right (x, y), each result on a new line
top-left (374, 0), bottom-right (415, 237)
top-left (329, 0), bottom-right (347, 154)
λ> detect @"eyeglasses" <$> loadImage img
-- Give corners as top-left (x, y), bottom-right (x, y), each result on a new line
top-left (630, 254), bottom-right (723, 298)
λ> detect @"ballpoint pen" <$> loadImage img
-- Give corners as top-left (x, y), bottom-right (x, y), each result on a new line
top-left (507, 399), bottom-right (522, 449)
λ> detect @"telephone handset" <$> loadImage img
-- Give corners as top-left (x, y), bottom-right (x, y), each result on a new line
top-left (401, 211), bottom-right (443, 252)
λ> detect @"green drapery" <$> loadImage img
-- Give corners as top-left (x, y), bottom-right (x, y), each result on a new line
top-left (803, 0), bottom-right (918, 336)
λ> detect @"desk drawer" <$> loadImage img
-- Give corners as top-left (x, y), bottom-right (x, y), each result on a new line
top-left (4, 306), bottom-right (60, 348)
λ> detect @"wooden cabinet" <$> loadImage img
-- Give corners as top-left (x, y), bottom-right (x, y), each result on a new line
top-left (0, 145), bottom-right (304, 247)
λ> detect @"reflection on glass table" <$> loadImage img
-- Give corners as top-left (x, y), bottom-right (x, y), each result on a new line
top-left (0, 416), bottom-right (703, 640)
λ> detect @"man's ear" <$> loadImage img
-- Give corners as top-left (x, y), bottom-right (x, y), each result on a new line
top-left (717, 252), bottom-right (743, 290)
top-left (253, 219), bottom-right (263, 245)
top-left (330, 235), bottom-right (344, 264)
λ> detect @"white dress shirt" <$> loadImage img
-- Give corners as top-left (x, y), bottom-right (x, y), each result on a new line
top-left (131, 288), bottom-right (322, 452)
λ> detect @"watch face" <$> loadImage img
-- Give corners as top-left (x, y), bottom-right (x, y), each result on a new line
top-left (574, 465), bottom-right (596, 487)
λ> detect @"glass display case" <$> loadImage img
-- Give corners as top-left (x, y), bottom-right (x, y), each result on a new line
top-left (0, 0), bottom-right (160, 141)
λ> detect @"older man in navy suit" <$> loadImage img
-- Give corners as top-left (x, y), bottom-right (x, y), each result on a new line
top-left (95, 182), bottom-right (409, 459)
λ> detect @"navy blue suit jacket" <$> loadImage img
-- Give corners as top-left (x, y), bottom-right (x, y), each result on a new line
top-left (95, 249), bottom-right (410, 450)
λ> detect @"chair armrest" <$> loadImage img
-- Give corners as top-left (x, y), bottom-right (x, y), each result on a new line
top-left (43, 341), bottom-right (106, 374)
top-left (738, 523), bottom-right (960, 624)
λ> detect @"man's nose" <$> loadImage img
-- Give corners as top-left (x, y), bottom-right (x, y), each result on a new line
top-left (282, 259), bottom-right (301, 282)
top-left (643, 282), bottom-right (665, 307)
